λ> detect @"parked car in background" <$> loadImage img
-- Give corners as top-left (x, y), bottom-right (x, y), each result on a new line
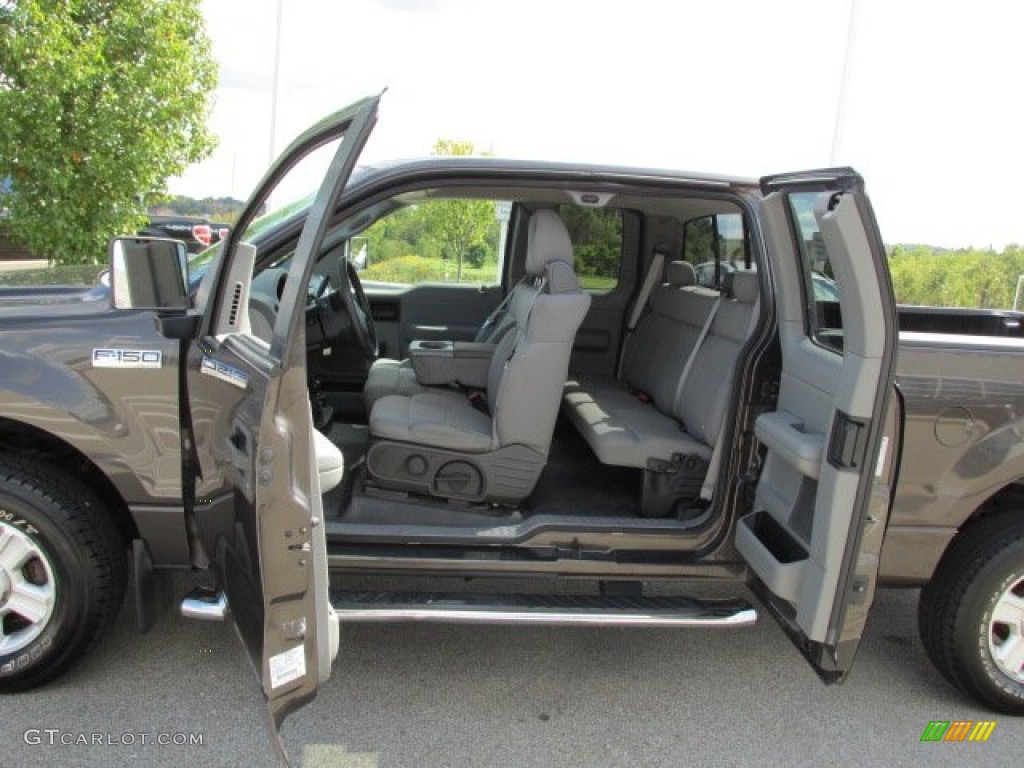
top-left (140, 215), bottom-right (229, 254)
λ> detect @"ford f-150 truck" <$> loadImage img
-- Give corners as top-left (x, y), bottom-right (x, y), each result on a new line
top-left (1, 96), bottom-right (1022, 751)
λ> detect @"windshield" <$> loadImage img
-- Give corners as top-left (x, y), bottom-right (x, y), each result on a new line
top-left (188, 137), bottom-right (345, 284)
top-left (187, 192), bottom-right (314, 279)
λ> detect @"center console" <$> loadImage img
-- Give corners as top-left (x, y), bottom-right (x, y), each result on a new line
top-left (408, 340), bottom-right (497, 389)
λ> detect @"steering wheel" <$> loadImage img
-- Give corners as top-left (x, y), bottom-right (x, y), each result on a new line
top-left (335, 258), bottom-right (378, 360)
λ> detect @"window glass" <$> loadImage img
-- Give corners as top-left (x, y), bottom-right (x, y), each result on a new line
top-left (683, 216), bottom-right (714, 269)
top-left (358, 198), bottom-right (505, 285)
top-left (683, 212), bottom-right (749, 289)
top-left (557, 204), bottom-right (622, 292)
top-left (788, 192), bottom-right (843, 354)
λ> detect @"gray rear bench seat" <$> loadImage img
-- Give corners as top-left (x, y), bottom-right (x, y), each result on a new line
top-left (562, 264), bottom-right (759, 513)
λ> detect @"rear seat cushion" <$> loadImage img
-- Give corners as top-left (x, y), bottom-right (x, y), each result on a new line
top-left (665, 260), bottom-right (696, 287)
top-left (676, 272), bottom-right (759, 445)
top-left (563, 385), bottom-right (710, 468)
top-left (620, 283), bottom-right (719, 410)
top-left (563, 268), bottom-right (760, 469)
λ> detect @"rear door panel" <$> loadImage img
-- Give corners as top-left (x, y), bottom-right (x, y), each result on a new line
top-left (736, 170), bottom-right (898, 678)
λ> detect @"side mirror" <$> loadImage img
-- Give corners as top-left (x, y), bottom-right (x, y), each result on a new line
top-left (109, 237), bottom-right (189, 310)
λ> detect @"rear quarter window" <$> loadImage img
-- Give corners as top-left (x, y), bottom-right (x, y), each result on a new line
top-left (557, 204), bottom-right (623, 292)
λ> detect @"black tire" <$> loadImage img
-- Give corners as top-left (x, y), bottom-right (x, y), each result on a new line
top-left (918, 511), bottom-right (1024, 714)
top-left (0, 454), bottom-right (126, 692)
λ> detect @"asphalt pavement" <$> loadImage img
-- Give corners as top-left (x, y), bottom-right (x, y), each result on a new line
top-left (3, 573), bottom-right (1021, 767)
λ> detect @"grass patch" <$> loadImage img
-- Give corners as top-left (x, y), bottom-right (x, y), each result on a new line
top-left (361, 254), bottom-right (618, 292)
top-left (0, 264), bottom-right (106, 286)
top-left (361, 255), bottom-right (498, 284)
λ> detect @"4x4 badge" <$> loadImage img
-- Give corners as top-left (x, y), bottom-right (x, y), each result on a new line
top-left (200, 356), bottom-right (248, 389)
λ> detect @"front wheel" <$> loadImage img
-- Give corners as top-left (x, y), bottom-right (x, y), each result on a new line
top-left (0, 455), bottom-right (126, 692)
top-left (919, 511), bottom-right (1024, 714)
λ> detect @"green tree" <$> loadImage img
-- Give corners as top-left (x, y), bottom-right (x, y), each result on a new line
top-left (887, 244), bottom-right (1023, 309)
top-left (0, 0), bottom-right (217, 264)
top-left (560, 204), bottom-right (622, 280)
top-left (683, 216), bottom-right (714, 264)
top-left (430, 139), bottom-right (494, 281)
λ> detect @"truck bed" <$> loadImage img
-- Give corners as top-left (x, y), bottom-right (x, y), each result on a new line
top-left (881, 304), bottom-right (1024, 585)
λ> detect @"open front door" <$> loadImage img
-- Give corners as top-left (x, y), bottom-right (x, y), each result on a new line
top-left (182, 95), bottom-right (379, 741)
top-left (736, 168), bottom-right (898, 680)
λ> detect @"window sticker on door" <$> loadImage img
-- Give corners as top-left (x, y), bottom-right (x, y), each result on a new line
top-left (874, 436), bottom-right (890, 478)
top-left (200, 356), bottom-right (249, 389)
top-left (268, 643), bottom-right (306, 689)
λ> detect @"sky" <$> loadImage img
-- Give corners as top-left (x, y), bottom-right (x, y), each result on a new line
top-left (170, 0), bottom-right (1024, 249)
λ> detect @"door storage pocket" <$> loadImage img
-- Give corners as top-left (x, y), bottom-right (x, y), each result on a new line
top-left (735, 510), bottom-right (808, 603)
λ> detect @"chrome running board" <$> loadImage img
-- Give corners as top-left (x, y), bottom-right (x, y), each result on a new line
top-left (330, 591), bottom-right (756, 628)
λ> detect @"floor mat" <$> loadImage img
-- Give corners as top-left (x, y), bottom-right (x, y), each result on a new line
top-left (527, 418), bottom-right (642, 517)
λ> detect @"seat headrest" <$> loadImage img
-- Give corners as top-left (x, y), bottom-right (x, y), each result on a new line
top-left (526, 210), bottom-right (574, 276)
top-left (731, 271), bottom-right (759, 304)
top-left (665, 260), bottom-right (696, 287)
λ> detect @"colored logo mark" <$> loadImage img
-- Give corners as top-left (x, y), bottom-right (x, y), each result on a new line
top-left (920, 720), bottom-right (996, 742)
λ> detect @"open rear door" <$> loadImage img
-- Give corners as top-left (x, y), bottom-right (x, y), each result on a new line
top-left (182, 95), bottom-right (379, 747)
top-left (736, 168), bottom-right (898, 680)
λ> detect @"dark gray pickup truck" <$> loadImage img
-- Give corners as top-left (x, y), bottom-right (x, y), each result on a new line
top-left (1, 96), bottom-right (1022, 745)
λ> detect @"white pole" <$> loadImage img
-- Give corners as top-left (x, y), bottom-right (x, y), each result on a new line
top-left (1013, 274), bottom-right (1024, 312)
top-left (268, 0), bottom-right (284, 165)
top-left (830, 0), bottom-right (862, 165)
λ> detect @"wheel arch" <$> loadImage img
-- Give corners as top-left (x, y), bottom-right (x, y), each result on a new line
top-left (940, 480), bottom-right (1024, 561)
top-left (0, 416), bottom-right (138, 548)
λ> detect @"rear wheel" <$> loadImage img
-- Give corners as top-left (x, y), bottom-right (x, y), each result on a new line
top-left (0, 455), bottom-right (126, 692)
top-left (919, 511), bottom-right (1024, 714)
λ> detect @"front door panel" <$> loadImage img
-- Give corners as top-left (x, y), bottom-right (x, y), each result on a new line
top-left (185, 95), bottom-right (379, 741)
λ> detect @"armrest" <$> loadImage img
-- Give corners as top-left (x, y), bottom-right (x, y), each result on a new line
top-left (754, 410), bottom-right (824, 479)
top-left (409, 341), bottom-right (496, 388)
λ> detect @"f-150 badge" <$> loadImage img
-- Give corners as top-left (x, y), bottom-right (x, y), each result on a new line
top-left (92, 349), bottom-right (163, 369)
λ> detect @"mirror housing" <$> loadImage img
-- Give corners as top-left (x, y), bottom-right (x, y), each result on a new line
top-left (109, 237), bottom-right (190, 311)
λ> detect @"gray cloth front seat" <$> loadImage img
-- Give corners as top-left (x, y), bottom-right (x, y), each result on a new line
top-left (313, 428), bottom-right (345, 493)
top-left (365, 210), bottom-right (591, 503)
top-left (364, 277), bottom-right (524, 412)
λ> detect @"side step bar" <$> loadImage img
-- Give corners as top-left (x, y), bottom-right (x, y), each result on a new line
top-left (331, 591), bottom-right (757, 628)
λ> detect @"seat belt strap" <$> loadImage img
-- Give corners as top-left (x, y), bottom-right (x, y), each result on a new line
top-left (700, 294), bottom-right (761, 501)
top-left (618, 251), bottom-right (666, 378)
top-left (476, 276), bottom-right (527, 342)
top-left (672, 296), bottom-right (722, 409)
top-left (627, 251), bottom-right (665, 332)
top-left (507, 275), bottom-right (546, 363)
